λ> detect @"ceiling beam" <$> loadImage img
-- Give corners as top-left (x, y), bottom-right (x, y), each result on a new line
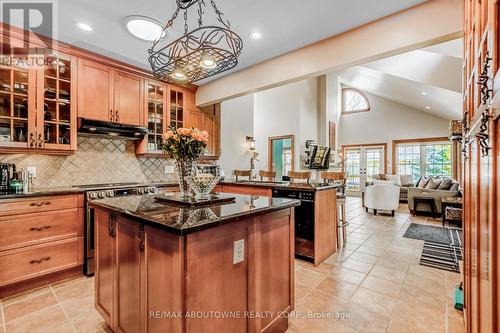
top-left (196, 0), bottom-right (462, 106)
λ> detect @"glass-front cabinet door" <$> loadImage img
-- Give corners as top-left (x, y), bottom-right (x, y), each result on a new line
top-left (146, 81), bottom-right (166, 152)
top-left (0, 55), bottom-right (36, 149)
top-left (36, 53), bottom-right (76, 151)
top-left (169, 88), bottom-right (184, 130)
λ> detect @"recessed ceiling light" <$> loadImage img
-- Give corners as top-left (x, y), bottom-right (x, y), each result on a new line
top-left (74, 21), bottom-right (93, 32)
top-left (123, 16), bottom-right (166, 42)
top-left (249, 32), bottom-right (262, 40)
top-left (425, 106), bottom-right (431, 109)
top-left (421, 92), bottom-right (427, 96)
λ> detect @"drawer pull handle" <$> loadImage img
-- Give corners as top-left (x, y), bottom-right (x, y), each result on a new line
top-left (29, 201), bottom-right (51, 207)
top-left (29, 225), bottom-right (52, 232)
top-left (29, 256), bottom-right (51, 264)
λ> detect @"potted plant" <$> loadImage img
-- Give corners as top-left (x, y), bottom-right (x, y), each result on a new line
top-left (163, 127), bottom-right (208, 197)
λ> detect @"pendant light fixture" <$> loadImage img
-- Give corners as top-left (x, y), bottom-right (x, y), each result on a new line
top-left (149, 0), bottom-right (243, 84)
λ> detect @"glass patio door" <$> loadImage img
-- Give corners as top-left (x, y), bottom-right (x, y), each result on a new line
top-left (344, 145), bottom-right (385, 196)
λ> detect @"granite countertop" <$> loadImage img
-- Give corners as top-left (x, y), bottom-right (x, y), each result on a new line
top-left (220, 179), bottom-right (339, 192)
top-left (90, 193), bottom-right (300, 235)
top-left (0, 186), bottom-right (86, 199)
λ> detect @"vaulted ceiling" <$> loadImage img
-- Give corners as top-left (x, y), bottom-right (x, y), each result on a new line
top-left (12, 0), bottom-right (426, 84)
top-left (336, 38), bottom-right (462, 120)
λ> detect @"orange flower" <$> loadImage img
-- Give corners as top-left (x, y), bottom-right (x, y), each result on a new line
top-left (163, 130), bottom-right (174, 140)
top-left (176, 127), bottom-right (192, 136)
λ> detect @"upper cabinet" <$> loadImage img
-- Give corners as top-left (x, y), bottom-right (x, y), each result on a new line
top-left (169, 88), bottom-right (185, 130)
top-left (186, 103), bottom-right (220, 157)
top-left (145, 80), bottom-right (167, 153)
top-left (36, 53), bottom-right (77, 151)
top-left (0, 47), bottom-right (77, 153)
top-left (78, 59), bottom-right (143, 126)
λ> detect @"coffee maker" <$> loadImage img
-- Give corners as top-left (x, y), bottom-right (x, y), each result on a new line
top-left (0, 163), bottom-right (16, 194)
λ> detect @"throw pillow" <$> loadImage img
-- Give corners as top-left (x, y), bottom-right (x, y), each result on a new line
top-left (417, 177), bottom-right (429, 188)
top-left (385, 175), bottom-right (401, 186)
top-left (400, 175), bottom-right (414, 187)
top-left (438, 178), bottom-right (453, 190)
top-left (425, 177), bottom-right (442, 189)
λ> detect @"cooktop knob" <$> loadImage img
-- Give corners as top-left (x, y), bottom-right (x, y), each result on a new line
top-left (89, 192), bottom-right (97, 200)
top-left (149, 187), bottom-right (156, 193)
top-left (97, 191), bottom-right (105, 199)
top-left (137, 188), bottom-right (144, 194)
top-left (105, 191), bottom-right (114, 197)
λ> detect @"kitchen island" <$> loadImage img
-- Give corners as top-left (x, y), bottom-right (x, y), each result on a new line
top-left (90, 193), bottom-right (300, 333)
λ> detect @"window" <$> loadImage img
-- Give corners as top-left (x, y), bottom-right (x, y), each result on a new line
top-left (395, 141), bottom-right (452, 181)
top-left (342, 88), bottom-right (370, 114)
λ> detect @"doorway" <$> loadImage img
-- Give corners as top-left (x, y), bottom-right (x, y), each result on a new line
top-left (342, 144), bottom-right (387, 196)
top-left (268, 135), bottom-right (295, 181)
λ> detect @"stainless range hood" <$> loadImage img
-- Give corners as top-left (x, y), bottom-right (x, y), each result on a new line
top-left (77, 118), bottom-right (148, 140)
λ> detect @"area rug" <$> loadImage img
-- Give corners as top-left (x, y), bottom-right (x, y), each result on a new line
top-left (403, 224), bottom-right (463, 272)
top-left (403, 223), bottom-right (462, 244)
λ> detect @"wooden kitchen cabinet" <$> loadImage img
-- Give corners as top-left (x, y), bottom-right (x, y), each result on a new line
top-left (186, 103), bottom-right (220, 157)
top-left (78, 59), bottom-right (143, 126)
top-left (0, 44), bottom-right (77, 152)
top-left (0, 193), bottom-right (84, 298)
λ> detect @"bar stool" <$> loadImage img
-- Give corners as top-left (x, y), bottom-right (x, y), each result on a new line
top-left (234, 170), bottom-right (251, 181)
top-left (288, 171), bottom-right (311, 183)
top-left (321, 171), bottom-right (348, 249)
top-left (259, 170), bottom-right (276, 181)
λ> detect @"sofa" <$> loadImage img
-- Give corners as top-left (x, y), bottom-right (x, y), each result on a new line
top-left (408, 177), bottom-right (460, 215)
top-left (367, 174), bottom-right (414, 202)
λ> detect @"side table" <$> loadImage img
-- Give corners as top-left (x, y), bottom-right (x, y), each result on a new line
top-left (442, 196), bottom-right (463, 227)
top-left (413, 196), bottom-right (437, 218)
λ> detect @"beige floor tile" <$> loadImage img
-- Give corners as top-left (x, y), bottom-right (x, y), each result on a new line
top-left (370, 265), bottom-right (407, 283)
top-left (295, 268), bottom-right (328, 288)
top-left (356, 245), bottom-right (386, 256)
top-left (61, 294), bottom-right (109, 333)
top-left (316, 277), bottom-right (359, 301)
top-left (361, 275), bottom-right (402, 298)
top-left (329, 266), bottom-right (367, 285)
top-left (350, 286), bottom-right (399, 318)
top-left (348, 252), bottom-right (379, 264)
top-left (5, 304), bottom-right (73, 333)
top-left (341, 302), bottom-right (390, 333)
top-left (389, 299), bottom-right (445, 333)
top-left (1, 286), bottom-right (52, 305)
top-left (345, 237), bottom-right (365, 245)
top-left (340, 259), bottom-right (374, 274)
top-left (295, 283), bottom-right (313, 303)
top-left (52, 276), bottom-right (94, 302)
top-left (3, 290), bottom-right (58, 323)
top-left (303, 261), bottom-right (336, 274)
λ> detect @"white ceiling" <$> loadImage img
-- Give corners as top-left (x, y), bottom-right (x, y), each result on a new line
top-left (336, 38), bottom-right (463, 120)
top-left (12, 0), bottom-right (426, 83)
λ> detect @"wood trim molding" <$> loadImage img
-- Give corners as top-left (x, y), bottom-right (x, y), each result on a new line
top-left (268, 135), bottom-right (295, 173)
top-left (341, 143), bottom-right (388, 174)
top-left (341, 88), bottom-right (371, 115)
top-left (391, 136), bottom-right (450, 175)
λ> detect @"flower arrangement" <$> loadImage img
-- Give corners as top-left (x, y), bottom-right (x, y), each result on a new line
top-left (163, 127), bottom-right (209, 160)
top-left (162, 127), bottom-right (209, 197)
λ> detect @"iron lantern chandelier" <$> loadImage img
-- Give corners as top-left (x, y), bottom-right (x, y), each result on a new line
top-left (148, 0), bottom-right (243, 84)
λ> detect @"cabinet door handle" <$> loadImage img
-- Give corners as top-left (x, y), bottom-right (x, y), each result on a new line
top-left (29, 201), bottom-right (51, 207)
top-left (29, 256), bottom-right (51, 264)
top-left (37, 133), bottom-right (44, 148)
top-left (115, 110), bottom-right (119, 123)
top-left (138, 224), bottom-right (145, 251)
top-left (108, 214), bottom-right (116, 238)
top-left (29, 225), bottom-right (51, 231)
top-left (29, 133), bottom-right (35, 148)
top-left (109, 109), bottom-right (114, 122)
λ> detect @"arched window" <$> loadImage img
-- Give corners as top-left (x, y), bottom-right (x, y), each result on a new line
top-left (342, 88), bottom-right (370, 114)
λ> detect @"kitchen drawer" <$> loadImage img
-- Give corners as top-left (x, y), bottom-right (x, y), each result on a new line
top-left (0, 208), bottom-right (84, 251)
top-left (0, 237), bottom-right (82, 286)
top-left (0, 194), bottom-right (83, 217)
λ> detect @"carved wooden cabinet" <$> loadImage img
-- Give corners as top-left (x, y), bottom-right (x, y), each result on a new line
top-left (462, 1), bottom-right (500, 333)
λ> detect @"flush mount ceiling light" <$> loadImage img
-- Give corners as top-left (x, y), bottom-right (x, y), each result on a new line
top-left (148, 0), bottom-right (243, 84)
top-left (421, 91), bottom-right (428, 96)
top-left (425, 106), bottom-right (431, 109)
top-left (249, 32), bottom-right (262, 40)
top-left (124, 16), bottom-right (167, 42)
top-left (74, 21), bottom-right (93, 32)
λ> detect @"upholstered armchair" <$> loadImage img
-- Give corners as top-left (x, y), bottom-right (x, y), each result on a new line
top-left (364, 184), bottom-right (400, 216)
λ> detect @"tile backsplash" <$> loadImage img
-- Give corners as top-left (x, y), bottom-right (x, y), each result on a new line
top-left (0, 137), bottom-right (176, 188)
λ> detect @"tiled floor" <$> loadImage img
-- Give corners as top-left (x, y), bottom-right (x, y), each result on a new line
top-left (288, 197), bottom-right (465, 333)
top-left (0, 197), bottom-right (465, 333)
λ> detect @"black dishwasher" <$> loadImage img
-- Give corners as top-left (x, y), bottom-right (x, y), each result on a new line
top-left (272, 188), bottom-right (315, 263)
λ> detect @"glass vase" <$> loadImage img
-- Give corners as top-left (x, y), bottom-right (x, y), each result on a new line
top-left (175, 158), bottom-right (196, 198)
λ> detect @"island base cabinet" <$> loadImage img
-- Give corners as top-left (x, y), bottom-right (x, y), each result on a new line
top-left (94, 207), bottom-right (295, 333)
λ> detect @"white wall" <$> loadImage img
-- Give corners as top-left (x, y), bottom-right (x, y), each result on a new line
top-left (337, 91), bottom-right (450, 173)
top-left (219, 95), bottom-right (254, 176)
top-left (253, 78), bottom-right (317, 171)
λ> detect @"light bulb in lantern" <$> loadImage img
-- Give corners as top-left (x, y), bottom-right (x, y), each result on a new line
top-left (199, 53), bottom-right (217, 69)
top-left (171, 67), bottom-right (187, 81)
